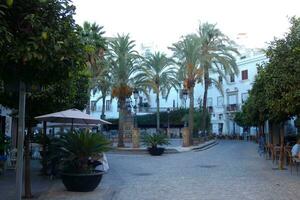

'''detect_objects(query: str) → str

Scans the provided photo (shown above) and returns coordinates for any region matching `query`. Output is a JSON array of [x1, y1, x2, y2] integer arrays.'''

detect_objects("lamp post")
[[167, 108, 170, 138]]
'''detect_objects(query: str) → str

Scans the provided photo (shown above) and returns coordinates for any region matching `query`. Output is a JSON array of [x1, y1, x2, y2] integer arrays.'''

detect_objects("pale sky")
[[74, 0, 299, 52]]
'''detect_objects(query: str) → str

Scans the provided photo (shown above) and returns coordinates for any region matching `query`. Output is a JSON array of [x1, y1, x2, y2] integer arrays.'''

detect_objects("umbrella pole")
[[71, 119, 74, 132]]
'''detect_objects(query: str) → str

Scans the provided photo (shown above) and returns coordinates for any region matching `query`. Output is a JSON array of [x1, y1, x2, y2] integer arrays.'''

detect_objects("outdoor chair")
[[292, 158, 300, 175], [285, 148, 294, 174], [265, 143, 271, 160]]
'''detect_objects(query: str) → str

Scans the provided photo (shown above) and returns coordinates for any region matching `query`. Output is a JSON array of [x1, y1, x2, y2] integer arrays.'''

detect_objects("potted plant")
[[142, 133, 169, 156], [54, 130, 110, 192]]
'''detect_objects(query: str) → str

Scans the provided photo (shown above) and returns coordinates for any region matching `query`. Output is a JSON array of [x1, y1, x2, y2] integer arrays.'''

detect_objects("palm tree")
[[135, 52, 179, 132], [169, 34, 203, 146], [92, 57, 111, 120], [109, 34, 140, 147], [198, 23, 239, 132], [79, 21, 106, 114]]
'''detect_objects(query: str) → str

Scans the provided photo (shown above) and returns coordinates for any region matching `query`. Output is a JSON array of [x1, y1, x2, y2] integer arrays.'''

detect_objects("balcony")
[[226, 104, 239, 112]]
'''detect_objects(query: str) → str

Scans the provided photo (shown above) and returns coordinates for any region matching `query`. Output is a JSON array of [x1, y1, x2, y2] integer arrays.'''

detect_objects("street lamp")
[[133, 88, 139, 128]]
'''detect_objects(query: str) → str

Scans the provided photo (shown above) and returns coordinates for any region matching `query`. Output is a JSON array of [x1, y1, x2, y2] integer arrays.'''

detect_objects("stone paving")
[[38, 140, 300, 200]]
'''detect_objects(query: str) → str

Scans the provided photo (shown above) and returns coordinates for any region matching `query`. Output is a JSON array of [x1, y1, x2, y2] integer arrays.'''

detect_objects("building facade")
[[90, 49, 268, 136]]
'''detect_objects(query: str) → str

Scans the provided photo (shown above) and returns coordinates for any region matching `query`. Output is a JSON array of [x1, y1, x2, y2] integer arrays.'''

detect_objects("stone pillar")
[[132, 128, 140, 148], [182, 127, 189, 147]]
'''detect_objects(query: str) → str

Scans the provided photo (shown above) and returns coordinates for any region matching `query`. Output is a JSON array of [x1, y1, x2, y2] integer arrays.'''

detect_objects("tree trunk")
[[202, 71, 209, 133], [86, 97, 91, 114], [16, 81, 26, 200], [101, 95, 106, 119], [279, 122, 285, 170], [24, 123, 32, 198], [269, 122, 273, 145], [188, 87, 194, 146], [41, 121, 47, 175], [118, 99, 125, 147], [156, 91, 160, 132]]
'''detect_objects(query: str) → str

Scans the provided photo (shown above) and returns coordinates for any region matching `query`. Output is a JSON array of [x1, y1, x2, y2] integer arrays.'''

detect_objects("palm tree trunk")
[[101, 96, 106, 119], [188, 87, 194, 146], [279, 122, 285, 170], [156, 92, 160, 132], [202, 71, 209, 133], [118, 99, 125, 147]]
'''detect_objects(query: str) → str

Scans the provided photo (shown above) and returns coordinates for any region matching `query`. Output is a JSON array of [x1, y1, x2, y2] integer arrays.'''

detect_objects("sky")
[[73, 0, 300, 53]]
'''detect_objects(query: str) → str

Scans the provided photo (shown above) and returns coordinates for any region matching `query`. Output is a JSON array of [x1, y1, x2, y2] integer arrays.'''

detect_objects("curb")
[[193, 140, 218, 151], [108, 139, 218, 154]]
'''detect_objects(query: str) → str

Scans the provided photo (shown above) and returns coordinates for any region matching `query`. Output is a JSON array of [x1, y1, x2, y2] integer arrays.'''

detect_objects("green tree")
[[92, 56, 112, 120], [79, 21, 106, 114], [197, 23, 239, 132], [135, 52, 179, 132], [0, 0, 87, 198], [170, 34, 203, 146], [264, 17, 300, 169], [109, 34, 141, 147]]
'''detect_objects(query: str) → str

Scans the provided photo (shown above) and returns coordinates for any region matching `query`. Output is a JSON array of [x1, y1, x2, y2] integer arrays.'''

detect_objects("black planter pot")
[[61, 170, 104, 192], [148, 147, 165, 156]]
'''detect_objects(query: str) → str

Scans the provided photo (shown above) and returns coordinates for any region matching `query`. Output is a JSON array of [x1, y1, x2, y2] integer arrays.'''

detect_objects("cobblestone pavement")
[[3, 141, 300, 200], [39, 140, 300, 200]]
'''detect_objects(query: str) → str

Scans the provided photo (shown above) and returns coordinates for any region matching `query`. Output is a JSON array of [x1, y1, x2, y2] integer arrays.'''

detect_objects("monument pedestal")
[[132, 128, 140, 148]]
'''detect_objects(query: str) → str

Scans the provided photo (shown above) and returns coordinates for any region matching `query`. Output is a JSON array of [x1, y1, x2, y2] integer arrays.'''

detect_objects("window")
[[230, 74, 235, 83], [241, 93, 249, 103], [91, 101, 97, 112], [217, 96, 224, 106], [207, 97, 213, 107], [218, 114, 223, 120], [173, 100, 175, 108], [218, 76, 223, 84], [106, 100, 111, 111], [241, 70, 248, 80], [228, 94, 237, 105]]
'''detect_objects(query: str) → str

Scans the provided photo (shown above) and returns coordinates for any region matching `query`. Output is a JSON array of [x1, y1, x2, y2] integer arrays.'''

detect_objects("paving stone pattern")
[[39, 141, 300, 200]]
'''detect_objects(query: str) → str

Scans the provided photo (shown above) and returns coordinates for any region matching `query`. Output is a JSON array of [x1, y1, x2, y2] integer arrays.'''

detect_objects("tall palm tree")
[[109, 34, 140, 147], [79, 21, 106, 114], [92, 56, 111, 120], [198, 23, 239, 132], [169, 34, 203, 146], [135, 52, 179, 132]]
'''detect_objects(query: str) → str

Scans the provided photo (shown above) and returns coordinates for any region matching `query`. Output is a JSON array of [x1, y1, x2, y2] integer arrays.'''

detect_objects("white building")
[[90, 47, 268, 136]]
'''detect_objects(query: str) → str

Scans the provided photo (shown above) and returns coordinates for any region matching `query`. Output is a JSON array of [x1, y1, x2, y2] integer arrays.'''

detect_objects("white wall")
[[90, 52, 268, 136]]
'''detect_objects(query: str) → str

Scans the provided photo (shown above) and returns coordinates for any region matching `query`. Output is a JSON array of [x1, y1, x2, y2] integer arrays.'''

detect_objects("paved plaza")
[[1, 140, 300, 200], [39, 140, 300, 200]]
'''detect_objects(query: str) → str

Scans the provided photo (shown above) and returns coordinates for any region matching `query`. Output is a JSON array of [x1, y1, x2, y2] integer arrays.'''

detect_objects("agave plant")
[[142, 133, 170, 148], [55, 130, 111, 174]]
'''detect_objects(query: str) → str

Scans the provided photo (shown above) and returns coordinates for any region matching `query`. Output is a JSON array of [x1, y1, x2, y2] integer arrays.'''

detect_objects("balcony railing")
[[226, 104, 239, 112], [138, 107, 178, 113]]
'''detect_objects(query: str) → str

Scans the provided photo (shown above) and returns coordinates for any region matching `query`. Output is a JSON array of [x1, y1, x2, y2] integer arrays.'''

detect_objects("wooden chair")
[[269, 144, 276, 163], [265, 143, 272, 160], [292, 157, 300, 175], [285, 148, 294, 174]]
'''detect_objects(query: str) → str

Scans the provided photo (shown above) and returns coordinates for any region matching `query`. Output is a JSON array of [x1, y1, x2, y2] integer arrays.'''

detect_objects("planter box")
[[61, 170, 104, 192], [148, 147, 165, 156]]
